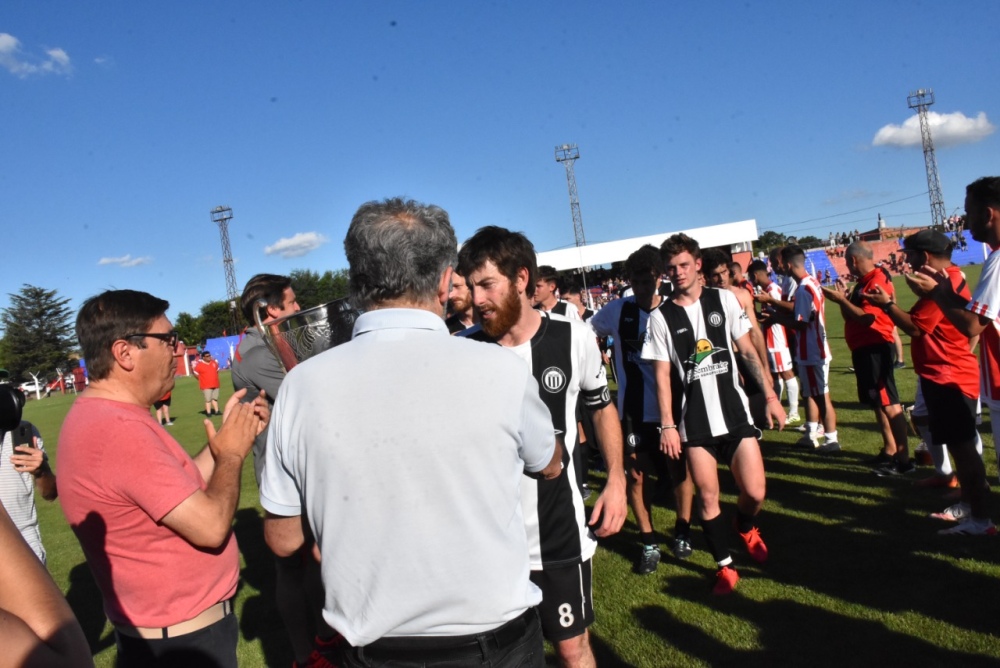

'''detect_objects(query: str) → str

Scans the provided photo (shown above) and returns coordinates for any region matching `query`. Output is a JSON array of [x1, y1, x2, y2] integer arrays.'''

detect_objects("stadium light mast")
[[554, 143, 591, 303], [907, 88, 946, 229], [211, 205, 241, 335]]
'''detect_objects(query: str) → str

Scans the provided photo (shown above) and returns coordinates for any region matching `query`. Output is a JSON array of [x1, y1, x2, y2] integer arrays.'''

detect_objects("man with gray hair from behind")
[[261, 197, 562, 667]]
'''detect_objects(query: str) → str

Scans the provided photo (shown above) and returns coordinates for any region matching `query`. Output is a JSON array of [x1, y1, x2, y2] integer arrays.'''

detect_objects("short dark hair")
[[344, 197, 457, 310], [457, 226, 538, 298], [660, 233, 701, 262], [76, 290, 170, 381], [701, 248, 730, 276], [536, 265, 559, 287], [747, 260, 769, 275], [728, 261, 743, 275], [241, 273, 292, 324], [562, 282, 583, 297], [781, 244, 806, 267], [967, 177, 1000, 211], [624, 244, 663, 277]]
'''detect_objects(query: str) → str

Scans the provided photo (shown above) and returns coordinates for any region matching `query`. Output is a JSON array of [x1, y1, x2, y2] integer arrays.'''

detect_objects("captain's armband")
[[581, 386, 612, 411]]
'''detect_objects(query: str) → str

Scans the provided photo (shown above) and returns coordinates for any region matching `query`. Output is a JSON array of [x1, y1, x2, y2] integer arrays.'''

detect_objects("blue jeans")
[[340, 608, 544, 667]]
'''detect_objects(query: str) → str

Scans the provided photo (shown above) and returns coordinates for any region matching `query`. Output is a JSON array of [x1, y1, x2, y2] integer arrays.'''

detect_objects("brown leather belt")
[[114, 599, 233, 640]]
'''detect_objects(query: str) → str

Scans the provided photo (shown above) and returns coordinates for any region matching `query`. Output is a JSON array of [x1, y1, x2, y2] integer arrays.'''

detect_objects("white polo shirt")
[[261, 308, 555, 647]]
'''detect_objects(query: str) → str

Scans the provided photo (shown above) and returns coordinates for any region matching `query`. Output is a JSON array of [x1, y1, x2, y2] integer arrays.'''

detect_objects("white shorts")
[[798, 362, 830, 398], [767, 346, 793, 373]]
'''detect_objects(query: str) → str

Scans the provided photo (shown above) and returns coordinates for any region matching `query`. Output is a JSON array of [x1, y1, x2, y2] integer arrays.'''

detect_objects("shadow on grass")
[[65, 562, 114, 654], [760, 461, 1000, 636], [634, 597, 999, 668], [233, 507, 289, 667]]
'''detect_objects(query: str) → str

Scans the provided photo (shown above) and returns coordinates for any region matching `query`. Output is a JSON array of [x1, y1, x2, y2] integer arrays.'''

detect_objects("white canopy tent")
[[535, 219, 759, 270]]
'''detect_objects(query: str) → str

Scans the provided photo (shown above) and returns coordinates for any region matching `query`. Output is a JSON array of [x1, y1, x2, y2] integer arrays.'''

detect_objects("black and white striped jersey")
[[590, 297, 659, 426], [463, 312, 610, 569], [641, 288, 753, 443]]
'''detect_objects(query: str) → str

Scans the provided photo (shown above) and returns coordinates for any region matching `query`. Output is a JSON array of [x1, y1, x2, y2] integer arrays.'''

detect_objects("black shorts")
[[622, 419, 661, 456], [624, 423, 672, 479], [921, 377, 978, 446], [153, 397, 171, 409], [852, 343, 899, 408], [686, 423, 760, 467], [529, 559, 594, 642]]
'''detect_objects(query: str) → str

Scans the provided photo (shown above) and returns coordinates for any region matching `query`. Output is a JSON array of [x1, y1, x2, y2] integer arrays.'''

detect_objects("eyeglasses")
[[124, 331, 179, 348]]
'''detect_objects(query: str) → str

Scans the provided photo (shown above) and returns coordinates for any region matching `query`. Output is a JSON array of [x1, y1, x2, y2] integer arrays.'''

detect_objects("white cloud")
[[0, 33, 72, 78], [98, 254, 152, 267], [873, 111, 995, 148], [264, 232, 329, 258]]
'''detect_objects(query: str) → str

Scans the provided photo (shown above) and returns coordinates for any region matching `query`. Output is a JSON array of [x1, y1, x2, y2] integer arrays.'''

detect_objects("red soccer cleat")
[[713, 566, 740, 595], [739, 526, 769, 563]]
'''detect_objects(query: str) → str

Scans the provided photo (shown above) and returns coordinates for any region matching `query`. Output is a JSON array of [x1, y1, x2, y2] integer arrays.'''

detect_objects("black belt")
[[356, 607, 537, 662]]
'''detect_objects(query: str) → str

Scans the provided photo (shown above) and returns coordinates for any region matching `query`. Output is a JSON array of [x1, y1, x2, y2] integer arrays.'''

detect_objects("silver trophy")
[[254, 297, 362, 373]]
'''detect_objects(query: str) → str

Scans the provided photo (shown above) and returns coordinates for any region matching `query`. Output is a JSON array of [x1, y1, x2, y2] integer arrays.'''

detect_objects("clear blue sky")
[[3, 1, 998, 319]]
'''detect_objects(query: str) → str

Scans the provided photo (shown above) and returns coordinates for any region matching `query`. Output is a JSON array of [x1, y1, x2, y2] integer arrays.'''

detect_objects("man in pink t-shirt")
[[59, 290, 269, 667]]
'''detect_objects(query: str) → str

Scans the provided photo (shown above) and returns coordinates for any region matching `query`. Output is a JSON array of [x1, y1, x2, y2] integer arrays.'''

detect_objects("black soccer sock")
[[701, 513, 733, 565], [674, 518, 691, 538], [736, 511, 755, 535], [639, 531, 656, 548]]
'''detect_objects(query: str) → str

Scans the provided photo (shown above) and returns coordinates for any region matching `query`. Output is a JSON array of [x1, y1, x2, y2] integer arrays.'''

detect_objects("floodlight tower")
[[554, 144, 591, 303], [555, 144, 587, 247], [211, 205, 241, 334], [907, 88, 947, 228]]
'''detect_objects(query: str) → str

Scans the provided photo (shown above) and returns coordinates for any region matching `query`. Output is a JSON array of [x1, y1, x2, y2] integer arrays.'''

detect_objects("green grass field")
[[22, 266, 1000, 667]]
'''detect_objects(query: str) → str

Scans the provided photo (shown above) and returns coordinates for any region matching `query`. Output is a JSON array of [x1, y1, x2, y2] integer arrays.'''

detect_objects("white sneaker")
[[785, 413, 801, 425], [937, 517, 997, 535], [929, 503, 971, 522]]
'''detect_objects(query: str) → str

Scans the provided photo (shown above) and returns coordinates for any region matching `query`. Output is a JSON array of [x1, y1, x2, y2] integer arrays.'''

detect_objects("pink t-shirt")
[[59, 396, 239, 627]]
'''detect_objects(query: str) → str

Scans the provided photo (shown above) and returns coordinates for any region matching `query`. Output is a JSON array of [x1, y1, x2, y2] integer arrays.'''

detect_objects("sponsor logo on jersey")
[[708, 311, 723, 327], [684, 338, 729, 382], [541, 366, 567, 393]]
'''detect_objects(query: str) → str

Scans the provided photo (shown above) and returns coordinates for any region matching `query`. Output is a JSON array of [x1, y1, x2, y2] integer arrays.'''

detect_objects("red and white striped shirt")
[[969, 248, 1000, 405], [792, 274, 832, 365], [763, 282, 790, 351]]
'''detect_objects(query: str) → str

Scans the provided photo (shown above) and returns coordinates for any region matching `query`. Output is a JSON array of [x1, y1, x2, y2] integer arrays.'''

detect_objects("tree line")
[[0, 269, 349, 384]]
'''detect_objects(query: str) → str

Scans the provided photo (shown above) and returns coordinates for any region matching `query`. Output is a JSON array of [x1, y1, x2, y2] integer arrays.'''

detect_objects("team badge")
[[541, 366, 567, 393], [708, 311, 723, 327]]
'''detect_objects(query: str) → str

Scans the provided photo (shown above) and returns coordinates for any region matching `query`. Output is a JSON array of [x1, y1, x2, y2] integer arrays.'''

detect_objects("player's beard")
[[480, 286, 522, 339], [449, 293, 471, 315]]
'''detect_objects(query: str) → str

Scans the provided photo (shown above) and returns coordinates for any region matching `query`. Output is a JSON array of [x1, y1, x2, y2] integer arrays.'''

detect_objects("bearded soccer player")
[[908, 177, 1000, 535], [823, 241, 910, 475], [641, 233, 785, 595], [589, 244, 697, 573], [445, 270, 475, 334], [747, 260, 800, 423], [458, 227, 627, 668]]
